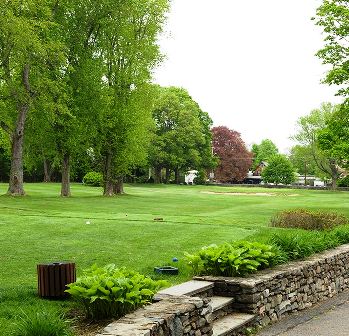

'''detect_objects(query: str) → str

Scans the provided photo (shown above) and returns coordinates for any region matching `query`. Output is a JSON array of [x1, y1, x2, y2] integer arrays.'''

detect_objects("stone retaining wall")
[[96, 295, 212, 336], [195, 244, 349, 326]]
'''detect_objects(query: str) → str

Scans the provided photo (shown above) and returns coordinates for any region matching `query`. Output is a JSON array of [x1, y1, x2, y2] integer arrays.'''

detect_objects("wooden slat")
[[37, 262, 76, 299]]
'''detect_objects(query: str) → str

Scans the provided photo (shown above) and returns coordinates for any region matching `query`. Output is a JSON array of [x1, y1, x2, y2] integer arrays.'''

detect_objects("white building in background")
[[185, 170, 198, 184], [294, 174, 326, 187]]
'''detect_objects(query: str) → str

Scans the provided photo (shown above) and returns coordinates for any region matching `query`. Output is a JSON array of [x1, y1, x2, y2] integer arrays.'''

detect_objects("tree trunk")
[[165, 167, 171, 184], [114, 177, 124, 194], [332, 177, 337, 189], [329, 159, 339, 190], [61, 153, 71, 197], [7, 104, 28, 195], [103, 152, 115, 196], [154, 166, 162, 184], [175, 168, 180, 185], [43, 158, 52, 182], [7, 65, 32, 196]]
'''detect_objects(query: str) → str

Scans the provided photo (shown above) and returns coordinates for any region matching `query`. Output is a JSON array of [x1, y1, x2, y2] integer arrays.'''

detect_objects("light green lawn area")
[[0, 183, 348, 333]]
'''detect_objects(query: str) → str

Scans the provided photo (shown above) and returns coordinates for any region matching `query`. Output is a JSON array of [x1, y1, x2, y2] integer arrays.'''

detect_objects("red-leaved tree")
[[212, 126, 253, 182]]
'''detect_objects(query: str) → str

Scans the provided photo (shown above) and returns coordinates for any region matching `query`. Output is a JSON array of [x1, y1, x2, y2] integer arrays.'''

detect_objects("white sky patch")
[[153, 0, 342, 153]]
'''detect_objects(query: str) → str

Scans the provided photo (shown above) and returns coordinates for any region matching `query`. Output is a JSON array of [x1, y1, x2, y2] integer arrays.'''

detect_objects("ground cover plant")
[[1, 183, 349, 334], [271, 208, 348, 230]]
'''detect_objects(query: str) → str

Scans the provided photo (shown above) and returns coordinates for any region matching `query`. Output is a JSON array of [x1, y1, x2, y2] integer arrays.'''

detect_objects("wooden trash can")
[[37, 262, 76, 299]]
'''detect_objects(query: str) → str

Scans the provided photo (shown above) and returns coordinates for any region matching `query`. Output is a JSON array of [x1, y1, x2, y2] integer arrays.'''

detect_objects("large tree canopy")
[[251, 139, 279, 170], [150, 86, 216, 184], [212, 126, 252, 183]]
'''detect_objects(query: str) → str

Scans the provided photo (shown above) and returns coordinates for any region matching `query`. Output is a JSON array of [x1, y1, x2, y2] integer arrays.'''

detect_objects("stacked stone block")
[[96, 295, 213, 336], [195, 244, 349, 326]]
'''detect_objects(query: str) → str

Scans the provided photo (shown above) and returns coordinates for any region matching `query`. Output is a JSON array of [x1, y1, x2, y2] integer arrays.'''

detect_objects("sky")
[[153, 0, 342, 153]]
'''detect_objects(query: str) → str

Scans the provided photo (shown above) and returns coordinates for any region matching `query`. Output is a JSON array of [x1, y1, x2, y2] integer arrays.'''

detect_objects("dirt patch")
[[202, 191, 300, 197], [68, 309, 110, 336]]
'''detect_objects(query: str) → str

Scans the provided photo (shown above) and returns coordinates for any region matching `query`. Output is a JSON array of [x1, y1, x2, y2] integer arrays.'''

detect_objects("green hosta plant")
[[66, 264, 168, 319], [185, 241, 279, 277]]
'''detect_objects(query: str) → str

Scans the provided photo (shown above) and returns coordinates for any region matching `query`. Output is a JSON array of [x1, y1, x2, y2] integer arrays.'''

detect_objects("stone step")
[[212, 313, 256, 336], [210, 296, 235, 320], [210, 296, 234, 312], [157, 280, 214, 297]]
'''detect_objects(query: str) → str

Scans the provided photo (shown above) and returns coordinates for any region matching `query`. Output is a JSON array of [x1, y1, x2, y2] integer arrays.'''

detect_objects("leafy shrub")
[[271, 209, 348, 230], [82, 171, 103, 187], [194, 170, 207, 185], [66, 264, 168, 320], [185, 241, 279, 277], [270, 230, 339, 261], [14, 309, 72, 336], [338, 176, 349, 187]]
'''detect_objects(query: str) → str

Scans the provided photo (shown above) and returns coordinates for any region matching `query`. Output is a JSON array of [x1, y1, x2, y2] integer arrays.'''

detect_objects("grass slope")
[[0, 183, 348, 334]]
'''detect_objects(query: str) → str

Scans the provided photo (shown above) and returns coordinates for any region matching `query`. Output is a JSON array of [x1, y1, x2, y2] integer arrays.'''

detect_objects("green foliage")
[[292, 103, 342, 187], [251, 139, 278, 169], [185, 241, 279, 277], [261, 154, 296, 185], [194, 170, 207, 185], [13, 308, 73, 336], [270, 230, 339, 261], [338, 176, 349, 187], [317, 101, 349, 170], [66, 264, 168, 320], [288, 145, 317, 177], [150, 86, 216, 183], [271, 209, 348, 230], [83, 172, 103, 187], [332, 224, 349, 244], [315, 0, 349, 97]]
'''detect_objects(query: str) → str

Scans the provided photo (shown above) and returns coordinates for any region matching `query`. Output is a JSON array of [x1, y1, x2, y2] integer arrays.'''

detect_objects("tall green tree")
[[0, 0, 63, 195], [97, 0, 170, 195], [48, 0, 105, 196], [293, 103, 341, 188], [150, 86, 216, 184]]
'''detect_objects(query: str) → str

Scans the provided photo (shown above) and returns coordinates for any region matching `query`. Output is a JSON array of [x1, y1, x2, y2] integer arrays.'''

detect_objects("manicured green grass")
[[0, 183, 348, 334]]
